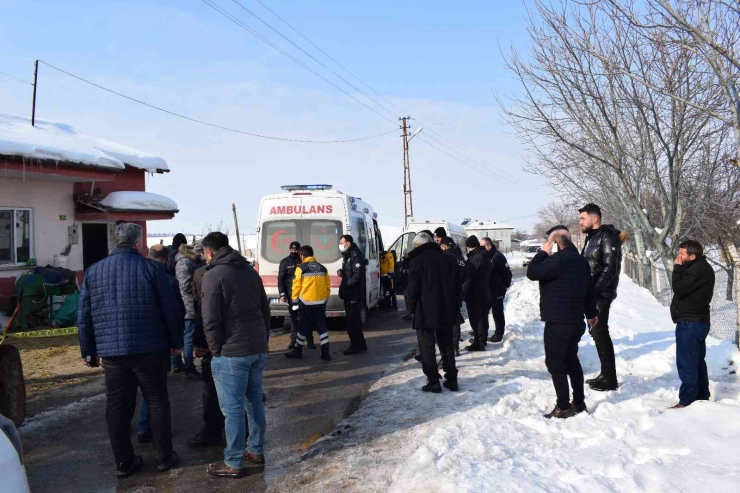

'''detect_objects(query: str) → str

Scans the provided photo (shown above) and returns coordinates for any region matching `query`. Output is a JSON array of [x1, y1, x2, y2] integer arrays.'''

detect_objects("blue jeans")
[[170, 319, 197, 370], [676, 320, 711, 406], [211, 353, 267, 469]]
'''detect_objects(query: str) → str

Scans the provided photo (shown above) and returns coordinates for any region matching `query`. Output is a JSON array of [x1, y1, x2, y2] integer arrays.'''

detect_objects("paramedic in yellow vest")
[[285, 245, 332, 361], [380, 250, 397, 311]]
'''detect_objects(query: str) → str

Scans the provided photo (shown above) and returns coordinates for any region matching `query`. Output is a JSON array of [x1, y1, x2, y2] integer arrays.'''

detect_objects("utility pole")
[[31, 60, 38, 127], [400, 116, 414, 228], [232, 203, 242, 255]]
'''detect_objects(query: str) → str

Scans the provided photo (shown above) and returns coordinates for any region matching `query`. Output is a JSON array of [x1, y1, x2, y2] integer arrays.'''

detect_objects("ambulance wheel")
[[0, 344, 27, 427], [271, 316, 285, 329]]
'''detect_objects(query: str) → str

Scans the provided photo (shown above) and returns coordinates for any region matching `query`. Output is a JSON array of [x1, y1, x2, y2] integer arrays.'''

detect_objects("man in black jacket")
[[669, 240, 715, 409], [465, 235, 492, 351], [339, 234, 367, 355], [441, 237, 471, 355], [278, 241, 314, 349], [201, 232, 270, 479], [527, 227, 598, 419], [406, 232, 459, 392], [579, 203, 623, 392], [482, 238, 513, 343]]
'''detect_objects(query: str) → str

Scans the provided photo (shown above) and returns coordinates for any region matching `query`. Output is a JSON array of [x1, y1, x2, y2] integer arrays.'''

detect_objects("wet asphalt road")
[[19, 306, 417, 493]]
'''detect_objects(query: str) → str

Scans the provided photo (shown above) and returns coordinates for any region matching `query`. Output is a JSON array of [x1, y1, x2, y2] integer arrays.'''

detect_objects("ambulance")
[[255, 185, 384, 327], [387, 220, 468, 260]]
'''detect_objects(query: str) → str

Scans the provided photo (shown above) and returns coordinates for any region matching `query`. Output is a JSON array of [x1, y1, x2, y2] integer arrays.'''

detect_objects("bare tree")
[[512, 229, 531, 241]]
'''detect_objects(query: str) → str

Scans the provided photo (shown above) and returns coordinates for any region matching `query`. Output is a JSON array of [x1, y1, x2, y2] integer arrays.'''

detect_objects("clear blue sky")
[[0, 0, 552, 234]]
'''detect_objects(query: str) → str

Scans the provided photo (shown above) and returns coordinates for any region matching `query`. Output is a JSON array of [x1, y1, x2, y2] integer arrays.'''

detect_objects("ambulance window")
[[352, 216, 368, 257], [304, 220, 342, 264], [262, 221, 299, 263], [367, 223, 377, 260]]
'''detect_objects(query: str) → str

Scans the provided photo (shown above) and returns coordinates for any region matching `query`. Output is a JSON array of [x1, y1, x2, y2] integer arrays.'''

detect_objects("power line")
[[0, 70, 33, 86], [38, 61, 398, 144]]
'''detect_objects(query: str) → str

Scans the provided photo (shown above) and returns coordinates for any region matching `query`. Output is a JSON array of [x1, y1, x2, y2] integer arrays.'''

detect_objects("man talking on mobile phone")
[[527, 225, 598, 419]]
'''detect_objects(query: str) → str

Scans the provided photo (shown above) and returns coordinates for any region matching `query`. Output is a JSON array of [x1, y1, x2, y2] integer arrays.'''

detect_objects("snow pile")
[[272, 275, 740, 493], [99, 191, 178, 212], [505, 251, 525, 268], [0, 113, 168, 172]]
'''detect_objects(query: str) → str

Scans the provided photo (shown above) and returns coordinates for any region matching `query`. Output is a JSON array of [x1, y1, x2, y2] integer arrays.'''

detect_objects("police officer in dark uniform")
[[338, 234, 367, 355], [278, 241, 314, 349]]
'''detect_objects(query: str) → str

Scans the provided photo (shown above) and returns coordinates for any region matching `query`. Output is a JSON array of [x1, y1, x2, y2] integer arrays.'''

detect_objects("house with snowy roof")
[[461, 218, 515, 252], [0, 113, 178, 305]]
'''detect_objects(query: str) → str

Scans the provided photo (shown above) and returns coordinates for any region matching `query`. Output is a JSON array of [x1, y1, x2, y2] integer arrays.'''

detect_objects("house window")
[[0, 208, 33, 264]]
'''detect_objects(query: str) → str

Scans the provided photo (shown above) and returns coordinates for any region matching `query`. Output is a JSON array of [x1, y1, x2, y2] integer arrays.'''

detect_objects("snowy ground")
[[271, 274, 740, 493], [506, 251, 525, 268]]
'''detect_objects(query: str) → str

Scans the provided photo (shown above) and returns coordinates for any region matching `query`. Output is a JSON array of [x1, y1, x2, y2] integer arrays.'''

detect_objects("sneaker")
[[207, 461, 244, 479], [443, 380, 459, 392], [184, 368, 202, 380], [488, 333, 503, 343], [157, 451, 179, 473], [284, 347, 303, 359], [117, 455, 143, 478], [465, 344, 485, 352], [421, 381, 442, 393], [137, 430, 152, 444], [187, 431, 223, 448], [585, 373, 603, 385], [543, 405, 577, 419], [573, 401, 588, 414], [343, 346, 362, 355]]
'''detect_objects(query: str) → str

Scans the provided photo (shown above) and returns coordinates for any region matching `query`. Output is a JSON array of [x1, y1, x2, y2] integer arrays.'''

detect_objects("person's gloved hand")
[[337, 269, 344, 277], [292, 301, 300, 311]]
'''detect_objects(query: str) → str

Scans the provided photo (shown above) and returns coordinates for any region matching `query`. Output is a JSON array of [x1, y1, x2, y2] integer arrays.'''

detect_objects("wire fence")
[[623, 253, 739, 345]]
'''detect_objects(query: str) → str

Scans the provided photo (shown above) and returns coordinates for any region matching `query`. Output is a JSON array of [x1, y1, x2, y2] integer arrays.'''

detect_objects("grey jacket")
[[201, 246, 271, 358], [175, 244, 205, 319]]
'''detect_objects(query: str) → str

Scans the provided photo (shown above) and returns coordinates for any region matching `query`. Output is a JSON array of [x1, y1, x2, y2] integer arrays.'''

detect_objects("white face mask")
[[338, 243, 346, 253]]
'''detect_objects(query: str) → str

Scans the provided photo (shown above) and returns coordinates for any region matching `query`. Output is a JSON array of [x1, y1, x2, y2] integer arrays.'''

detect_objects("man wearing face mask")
[[338, 234, 368, 355], [279, 242, 315, 350]]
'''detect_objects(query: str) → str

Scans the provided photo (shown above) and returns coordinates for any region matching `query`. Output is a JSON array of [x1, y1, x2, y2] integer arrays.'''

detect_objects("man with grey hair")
[[406, 232, 459, 392], [79, 223, 184, 478], [527, 226, 598, 419]]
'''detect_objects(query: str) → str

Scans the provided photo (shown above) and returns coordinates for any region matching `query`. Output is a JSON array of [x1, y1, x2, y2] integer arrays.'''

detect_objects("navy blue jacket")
[[78, 247, 185, 358]]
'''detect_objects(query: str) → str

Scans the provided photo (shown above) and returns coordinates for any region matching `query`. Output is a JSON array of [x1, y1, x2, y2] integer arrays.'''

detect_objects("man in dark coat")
[[465, 235, 492, 351], [278, 241, 314, 349], [669, 240, 715, 409], [339, 234, 367, 355], [406, 232, 459, 392], [579, 203, 625, 392], [441, 237, 471, 355], [78, 223, 183, 478], [527, 227, 598, 419], [201, 232, 270, 479], [482, 238, 513, 343]]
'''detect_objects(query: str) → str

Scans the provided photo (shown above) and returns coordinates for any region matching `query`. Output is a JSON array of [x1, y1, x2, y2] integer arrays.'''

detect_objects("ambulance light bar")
[[281, 184, 333, 191]]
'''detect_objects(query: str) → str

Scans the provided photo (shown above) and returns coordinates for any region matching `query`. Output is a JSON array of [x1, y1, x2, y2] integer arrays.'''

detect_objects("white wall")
[[0, 178, 83, 279]]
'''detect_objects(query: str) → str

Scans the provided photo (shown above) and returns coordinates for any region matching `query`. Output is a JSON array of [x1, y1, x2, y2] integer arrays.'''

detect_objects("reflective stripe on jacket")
[[292, 257, 331, 305]]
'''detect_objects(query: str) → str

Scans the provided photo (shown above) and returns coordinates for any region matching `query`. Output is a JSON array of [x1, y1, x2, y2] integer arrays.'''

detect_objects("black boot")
[[573, 401, 588, 414], [343, 346, 362, 355], [585, 373, 602, 385], [422, 381, 442, 393], [443, 379, 459, 391], [285, 346, 303, 359], [488, 332, 504, 344], [589, 373, 618, 392], [117, 455, 144, 478], [465, 343, 485, 352], [320, 345, 331, 361]]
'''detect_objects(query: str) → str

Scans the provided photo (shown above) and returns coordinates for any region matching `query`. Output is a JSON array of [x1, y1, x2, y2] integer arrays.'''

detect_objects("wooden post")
[[232, 204, 242, 255]]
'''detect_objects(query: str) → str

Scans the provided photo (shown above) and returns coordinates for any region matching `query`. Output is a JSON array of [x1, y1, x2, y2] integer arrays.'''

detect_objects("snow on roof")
[[0, 113, 168, 173], [464, 220, 515, 230], [100, 191, 178, 212]]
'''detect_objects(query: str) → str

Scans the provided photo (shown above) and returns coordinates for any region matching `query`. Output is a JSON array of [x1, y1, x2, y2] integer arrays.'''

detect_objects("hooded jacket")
[[465, 246, 492, 306], [175, 244, 205, 319], [339, 243, 365, 302], [292, 256, 331, 305], [405, 242, 458, 330], [670, 256, 715, 324], [581, 224, 625, 301], [201, 246, 270, 358]]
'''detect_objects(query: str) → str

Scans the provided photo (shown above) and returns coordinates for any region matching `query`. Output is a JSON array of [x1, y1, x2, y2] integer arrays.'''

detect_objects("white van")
[[255, 185, 384, 326], [387, 220, 468, 260], [521, 240, 544, 266]]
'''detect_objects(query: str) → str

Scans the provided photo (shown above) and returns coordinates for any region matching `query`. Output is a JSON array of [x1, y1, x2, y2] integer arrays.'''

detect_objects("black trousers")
[[544, 323, 586, 409], [201, 355, 249, 438], [344, 300, 366, 348], [417, 326, 457, 383], [467, 302, 489, 346], [102, 352, 172, 464], [289, 300, 313, 345], [491, 296, 506, 337], [591, 298, 616, 376]]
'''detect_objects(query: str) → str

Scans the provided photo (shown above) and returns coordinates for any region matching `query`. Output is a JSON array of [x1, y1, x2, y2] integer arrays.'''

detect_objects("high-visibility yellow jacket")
[[291, 256, 331, 305], [380, 251, 395, 276]]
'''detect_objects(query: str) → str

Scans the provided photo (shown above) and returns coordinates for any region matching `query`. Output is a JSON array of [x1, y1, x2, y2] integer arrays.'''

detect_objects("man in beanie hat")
[[279, 241, 314, 349], [464, 235, 492, 351], [433, 227, 447, 245], [441, 237, 470, 355]]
